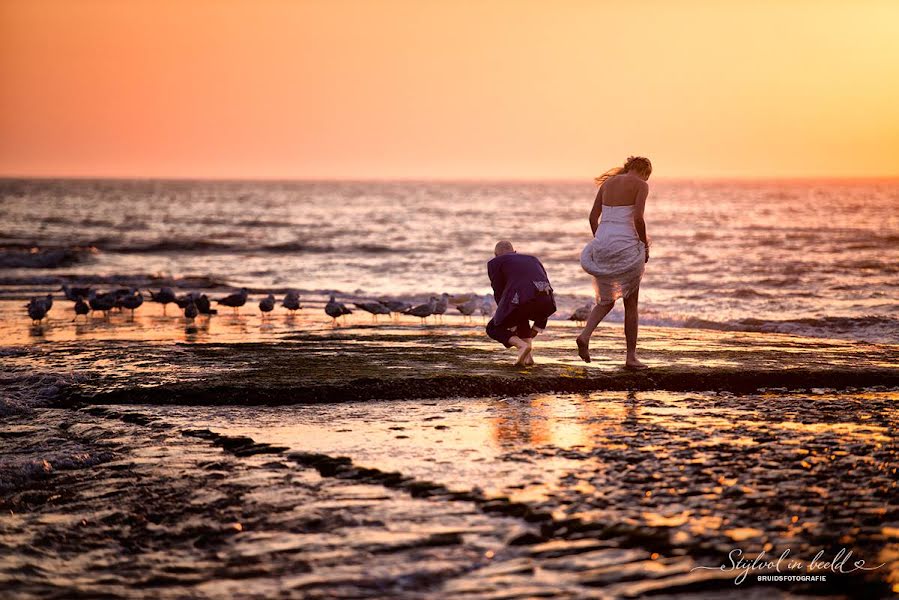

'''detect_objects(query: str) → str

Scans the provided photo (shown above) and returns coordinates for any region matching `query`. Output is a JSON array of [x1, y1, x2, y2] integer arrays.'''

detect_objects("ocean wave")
[[673, 315, 899, 344], [0, 448, 115, 491], [76, 239, 402, 255], [832, 259, 899, 273], [0, 273, 230, 291], [0, 245, 95, 269], [730, 287, 771, 298], [0, 370, 80, 416]]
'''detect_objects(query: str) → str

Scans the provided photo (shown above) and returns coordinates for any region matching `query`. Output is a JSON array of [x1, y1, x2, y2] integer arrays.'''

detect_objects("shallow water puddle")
[[150, 390, 898, 580]]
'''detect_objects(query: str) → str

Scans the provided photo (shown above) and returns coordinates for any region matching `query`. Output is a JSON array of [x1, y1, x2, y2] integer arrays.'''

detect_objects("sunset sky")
[[1, 0, 897, 180]]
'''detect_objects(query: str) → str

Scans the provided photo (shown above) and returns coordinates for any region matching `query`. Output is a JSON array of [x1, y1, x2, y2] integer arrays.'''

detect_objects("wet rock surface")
[[2, 390, 896, 598], [2, 304, 897, 597], [2, 317, 898, 410]]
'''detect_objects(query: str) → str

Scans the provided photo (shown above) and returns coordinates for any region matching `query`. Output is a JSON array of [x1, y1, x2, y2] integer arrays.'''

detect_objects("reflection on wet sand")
[[3, 381, 897, 597]]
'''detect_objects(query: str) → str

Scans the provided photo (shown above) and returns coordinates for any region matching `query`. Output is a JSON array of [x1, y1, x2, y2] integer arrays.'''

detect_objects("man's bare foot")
[[624, 356, 648, 369], [514, 340, 532, 366], [576, 336, 591, 363], [524, 353, 535, 366]]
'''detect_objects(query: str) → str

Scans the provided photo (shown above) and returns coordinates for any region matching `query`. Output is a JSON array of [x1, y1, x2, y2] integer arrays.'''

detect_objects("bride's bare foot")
[[624, 356, 648, 369], [576, 336, 591, 363]]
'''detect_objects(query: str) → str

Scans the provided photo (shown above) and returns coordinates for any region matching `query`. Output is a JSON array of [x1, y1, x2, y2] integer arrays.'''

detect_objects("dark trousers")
[[486, 295, 556, 348]]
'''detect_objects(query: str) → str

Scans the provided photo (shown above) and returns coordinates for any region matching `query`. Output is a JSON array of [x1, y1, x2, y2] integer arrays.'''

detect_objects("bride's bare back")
[[600, 173, 647, 206]]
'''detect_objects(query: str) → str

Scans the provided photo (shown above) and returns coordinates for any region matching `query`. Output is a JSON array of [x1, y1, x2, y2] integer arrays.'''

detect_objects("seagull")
[[73, 297, 90, 321], [282, 291, 301, 313], [26, 297, 48, 325], [325, 294, 346, 325], [195, 294, 217, 316], [148, 287, 177, 315], [259, 294, 275, 317], [433, 293, 449, 323], [110, 288, 131, 311], [42, 294, 53, 314], [61, 284, 91, 302], [480, 294, 495, 322], [568, 302, 594, 325], [216, 288, 248, 314], [88, 291, 116, 318], [456, 295, 479, 322], [184, 298, 199, 320], [405, 296, 437, 325], [448, 293, 475, 305], [339, 299, 352, 320], [175, 293, 196, 310], [353, 301, 390, 322], [120, 290, 144, 316], [380, 299, 412, 321]]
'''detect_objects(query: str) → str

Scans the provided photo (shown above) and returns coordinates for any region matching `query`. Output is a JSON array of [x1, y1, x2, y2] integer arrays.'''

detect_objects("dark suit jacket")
[[487, 252, 556, 326]]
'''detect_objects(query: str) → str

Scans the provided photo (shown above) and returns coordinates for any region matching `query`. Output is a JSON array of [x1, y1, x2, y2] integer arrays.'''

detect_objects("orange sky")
[[1, 0, 897, 179]]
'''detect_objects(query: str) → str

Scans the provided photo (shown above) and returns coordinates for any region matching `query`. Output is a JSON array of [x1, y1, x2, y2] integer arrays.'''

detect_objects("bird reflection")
[[489, 398, 551, 447]]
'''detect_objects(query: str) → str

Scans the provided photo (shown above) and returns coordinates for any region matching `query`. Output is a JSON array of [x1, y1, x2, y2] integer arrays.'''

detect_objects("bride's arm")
[[633, 182, 649, 261], [588, 188, 603, 235]]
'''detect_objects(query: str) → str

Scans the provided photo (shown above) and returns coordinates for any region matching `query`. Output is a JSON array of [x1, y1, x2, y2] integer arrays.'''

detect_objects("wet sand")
[[2, 301, 898, 597]]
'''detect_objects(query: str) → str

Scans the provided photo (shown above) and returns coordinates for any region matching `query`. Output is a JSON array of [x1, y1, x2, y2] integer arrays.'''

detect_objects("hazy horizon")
[[4, 174, 899, 184], [2, 1, 898, 180]]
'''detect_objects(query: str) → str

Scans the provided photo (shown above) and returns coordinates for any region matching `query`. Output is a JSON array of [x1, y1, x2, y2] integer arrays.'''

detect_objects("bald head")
[[494, 240, 515, 257]]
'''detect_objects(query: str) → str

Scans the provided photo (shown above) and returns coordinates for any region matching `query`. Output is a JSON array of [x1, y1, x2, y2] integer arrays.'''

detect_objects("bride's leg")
[[576, 302, 614, 362], [623, 290, 647, 368]]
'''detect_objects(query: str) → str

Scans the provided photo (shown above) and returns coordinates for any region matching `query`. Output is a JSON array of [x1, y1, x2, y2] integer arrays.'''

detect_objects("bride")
[[576, 156, 652, 368]]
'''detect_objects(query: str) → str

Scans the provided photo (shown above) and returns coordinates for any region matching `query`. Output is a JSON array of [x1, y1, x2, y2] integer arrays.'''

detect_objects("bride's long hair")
[[594, 156, 652, 186]]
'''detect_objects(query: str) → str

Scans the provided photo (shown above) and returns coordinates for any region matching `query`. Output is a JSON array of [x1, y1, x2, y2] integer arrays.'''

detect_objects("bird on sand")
[[110, 289, 132, 311], [353, 301, 390, 322], [195, 294, 216, 316], [73, 297, 90, 321], [405, 296, 437, 324], [568, 302, 594, 325], [479, 294, 495, 322], [42, 294, 53, 313], [216, 288, 248, 314], [448, 293, 474, 305], [174, 293, 196, 310], [61, 284, 91, 302], [120, 290, 144, 316], [456, 295, 479, 321], [433, 293, 449, 323], [338, 299, 352, 319], [88, 291, 117, 318], [325, 294, 350, 325], [26, 297, 49, 325], [282, 291, 301, 313], [148, 287, 177, 315], [379, 299, 412, 321], [259, 294, 275, 317], [184, 298, 199, 320]]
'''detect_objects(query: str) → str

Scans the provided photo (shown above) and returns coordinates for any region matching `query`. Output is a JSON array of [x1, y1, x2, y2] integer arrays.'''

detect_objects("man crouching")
[[486, 240, 556, 366]]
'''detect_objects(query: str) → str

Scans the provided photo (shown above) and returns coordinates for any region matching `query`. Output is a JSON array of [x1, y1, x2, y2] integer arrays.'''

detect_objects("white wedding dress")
[[580, 204, 645, 305]]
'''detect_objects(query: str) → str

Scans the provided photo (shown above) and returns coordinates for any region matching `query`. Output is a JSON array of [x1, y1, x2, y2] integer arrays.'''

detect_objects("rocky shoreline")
[[2, 313, 898, 598]]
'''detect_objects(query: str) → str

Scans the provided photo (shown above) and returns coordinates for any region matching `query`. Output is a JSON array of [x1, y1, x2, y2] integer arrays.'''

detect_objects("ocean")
[[1, 177, 897, 342]]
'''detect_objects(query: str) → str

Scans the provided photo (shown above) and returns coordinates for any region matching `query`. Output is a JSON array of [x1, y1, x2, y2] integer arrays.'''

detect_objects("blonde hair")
[[594, 156, 652, 186]]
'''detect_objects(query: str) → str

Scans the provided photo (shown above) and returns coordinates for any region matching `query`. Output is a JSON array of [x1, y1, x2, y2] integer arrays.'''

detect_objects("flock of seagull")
[[23, 285, 507, 327]]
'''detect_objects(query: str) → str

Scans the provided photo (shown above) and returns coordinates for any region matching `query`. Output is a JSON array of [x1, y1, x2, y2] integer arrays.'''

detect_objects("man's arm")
[[487, 260, 505, 300]]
